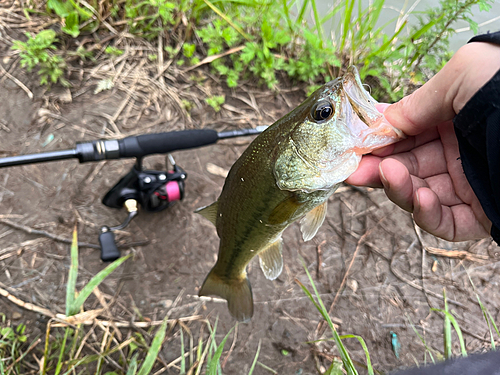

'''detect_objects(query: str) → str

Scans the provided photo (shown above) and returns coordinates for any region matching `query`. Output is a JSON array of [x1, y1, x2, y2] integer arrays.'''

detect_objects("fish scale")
[[196, 66, 405, 321]]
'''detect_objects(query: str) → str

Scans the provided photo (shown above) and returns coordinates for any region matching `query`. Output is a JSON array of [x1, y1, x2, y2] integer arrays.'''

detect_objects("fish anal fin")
[[258, 238, 283, 280], [300, 201, 327, 241], [195, 201, 218, 226], [268, 195, 301, 225], [199, 269, 253, 322]]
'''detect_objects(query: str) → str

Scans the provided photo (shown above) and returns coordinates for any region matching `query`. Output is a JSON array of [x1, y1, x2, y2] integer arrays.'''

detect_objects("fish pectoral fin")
[[268, 195, 302, 225], [258, 238, 283, 280], [300, 201, 327, 241], [199, 269, 253, 322], [195, 201, 219, 226]]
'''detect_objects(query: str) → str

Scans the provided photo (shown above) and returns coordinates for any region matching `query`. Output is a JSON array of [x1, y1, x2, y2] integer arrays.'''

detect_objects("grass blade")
[[431, 308, 467, 357], [68, 254, 131, 316], [296, 0, 309, 26], [476, 294, 496, 350], [65, 226, 78, 316], [297, 260, 358, 375], [180, 327, 186, 374], [339, 335, 374, 375], [366, 0, 385, 34], [340, 0, 356, 53], [54, 327, 70, 375], [248, 340, 261, 375], [319, 2, 343, 25], [136, 316, 169, 375], [410, 14, 443, 40], [310, 0, 323, 46], [443, 289, 452, 359], [201, 0, 252, 42], [407, 315, 437, 363], [126, 353, 139, 375], [366, 20, 407, 60], [207, 324, 234, 375], [325, 358, 343, 375], [467, 272, 499, 350], [281, 0, 294, 33]]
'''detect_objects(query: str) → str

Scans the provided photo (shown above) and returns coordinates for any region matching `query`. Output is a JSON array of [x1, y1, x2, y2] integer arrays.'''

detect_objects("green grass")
[[298, 262, 500, 374], [0, 226, 274, 374], [297, 259, 373, 375], [12, 0, 493, 100]]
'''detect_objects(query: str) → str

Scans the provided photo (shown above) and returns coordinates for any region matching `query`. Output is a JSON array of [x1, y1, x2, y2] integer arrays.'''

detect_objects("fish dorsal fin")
[[195, 201, 218, 226], [300, 201, 327, 241], [258, 238, 283, 280], [268, 195, 301, 225]]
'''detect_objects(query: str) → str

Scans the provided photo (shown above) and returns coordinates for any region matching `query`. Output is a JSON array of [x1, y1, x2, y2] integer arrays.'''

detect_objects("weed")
[[46, 0, 92, 37], [0, 316, 29, 374], [183, 43, 200, 65], [105, 46, 125, 56], [11, 29, 69, 87], [125, 0, 177, 39], [408, 0, 492, 75], [15, 0, 493, 96], [205, 95, 225, 112], [41, 227, 134, 374]]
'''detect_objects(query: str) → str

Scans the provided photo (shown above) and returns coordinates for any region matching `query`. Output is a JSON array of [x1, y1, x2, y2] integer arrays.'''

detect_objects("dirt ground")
[[1, 57, 500, 375]]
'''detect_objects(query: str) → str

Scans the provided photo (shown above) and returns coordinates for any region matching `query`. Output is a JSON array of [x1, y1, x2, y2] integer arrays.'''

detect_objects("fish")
[[196, 66, 405, 321]]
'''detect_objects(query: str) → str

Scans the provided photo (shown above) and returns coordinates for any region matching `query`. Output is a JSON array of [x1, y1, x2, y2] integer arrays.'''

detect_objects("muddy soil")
[[1, 65, 499, 375]]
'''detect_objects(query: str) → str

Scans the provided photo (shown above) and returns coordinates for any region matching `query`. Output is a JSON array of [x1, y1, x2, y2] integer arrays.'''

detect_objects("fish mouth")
[[342, 66, 380, 129], [342, 66, 405, 141]]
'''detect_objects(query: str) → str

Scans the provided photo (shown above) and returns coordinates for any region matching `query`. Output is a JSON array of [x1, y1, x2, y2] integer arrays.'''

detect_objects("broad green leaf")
[[47, 0, 73, 17], [62, 11, 80, 37]]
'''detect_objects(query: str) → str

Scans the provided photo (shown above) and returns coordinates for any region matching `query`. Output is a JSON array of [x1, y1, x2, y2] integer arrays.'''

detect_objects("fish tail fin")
[[199, 269, 253, 322]]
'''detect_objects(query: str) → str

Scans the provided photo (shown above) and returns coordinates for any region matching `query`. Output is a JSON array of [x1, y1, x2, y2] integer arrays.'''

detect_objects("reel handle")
[[99, 200, 138, 262], [99, 229, 120, 262]]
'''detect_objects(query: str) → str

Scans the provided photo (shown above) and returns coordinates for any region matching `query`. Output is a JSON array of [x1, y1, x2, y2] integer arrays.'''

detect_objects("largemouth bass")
[[196, 67, 404, 321]]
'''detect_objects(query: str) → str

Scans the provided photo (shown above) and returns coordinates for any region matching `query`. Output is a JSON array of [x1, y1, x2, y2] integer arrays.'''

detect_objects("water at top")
[[314, 0, 500, 51]]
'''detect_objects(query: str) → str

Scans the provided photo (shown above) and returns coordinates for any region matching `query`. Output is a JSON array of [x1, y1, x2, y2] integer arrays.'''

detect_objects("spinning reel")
[[0, 126, 266, 261], [98, 153, 187, 262]]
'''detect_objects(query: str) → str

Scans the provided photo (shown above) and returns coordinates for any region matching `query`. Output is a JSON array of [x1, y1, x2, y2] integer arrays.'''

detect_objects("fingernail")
[[379, 164, 389, 189]]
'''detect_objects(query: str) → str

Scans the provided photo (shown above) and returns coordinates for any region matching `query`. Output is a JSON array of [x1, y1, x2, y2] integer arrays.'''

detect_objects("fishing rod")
[[0, 126, 267, 261]]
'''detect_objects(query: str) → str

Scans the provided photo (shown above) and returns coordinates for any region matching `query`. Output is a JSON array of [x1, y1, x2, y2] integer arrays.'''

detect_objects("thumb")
[[382, 63, 460, 136]]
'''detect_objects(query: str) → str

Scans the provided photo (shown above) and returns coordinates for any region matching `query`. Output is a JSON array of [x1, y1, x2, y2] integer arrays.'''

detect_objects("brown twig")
[[425, 247, 490, 263], [182, 45, 245, 73], [0, 63, 33, 99]]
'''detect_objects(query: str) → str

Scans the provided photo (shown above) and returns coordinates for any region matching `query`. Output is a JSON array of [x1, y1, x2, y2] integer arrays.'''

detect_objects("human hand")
[[346, 42, 500, 241]]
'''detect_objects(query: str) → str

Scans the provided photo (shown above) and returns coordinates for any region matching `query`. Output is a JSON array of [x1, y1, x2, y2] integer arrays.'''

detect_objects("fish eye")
[[311, 101, 334, 122]]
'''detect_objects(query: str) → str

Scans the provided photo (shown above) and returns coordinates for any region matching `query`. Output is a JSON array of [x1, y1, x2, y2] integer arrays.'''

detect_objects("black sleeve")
[[453, 30, 500, 244], [391, 351, 500, 375]]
